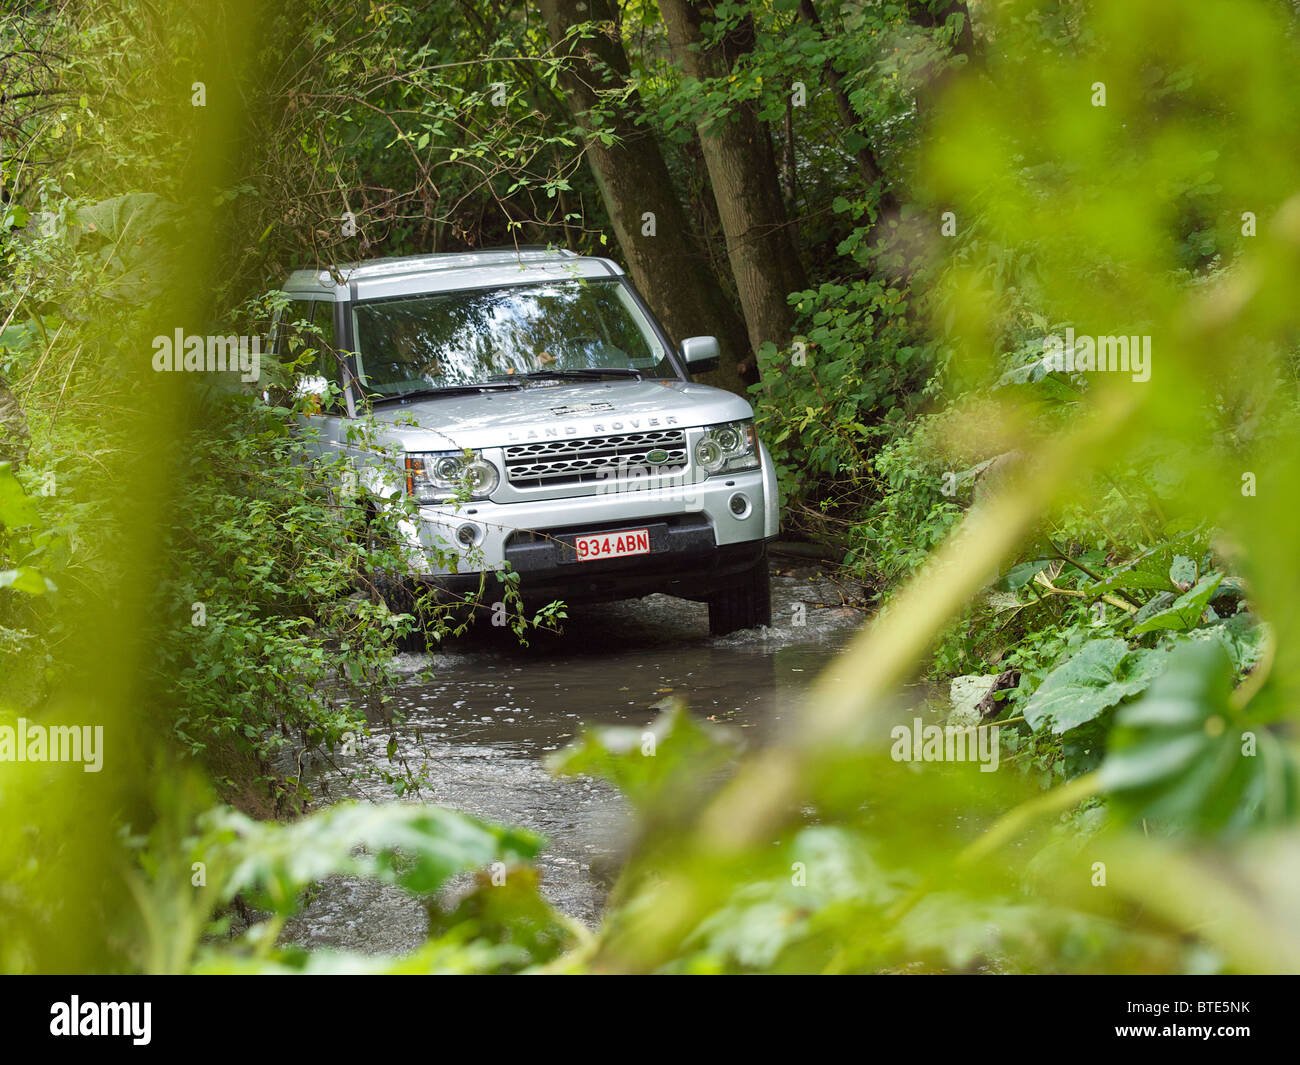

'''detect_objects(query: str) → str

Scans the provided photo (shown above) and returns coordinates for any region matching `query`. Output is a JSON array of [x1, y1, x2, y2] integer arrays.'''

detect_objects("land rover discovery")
[[273, 247, 778, 635]]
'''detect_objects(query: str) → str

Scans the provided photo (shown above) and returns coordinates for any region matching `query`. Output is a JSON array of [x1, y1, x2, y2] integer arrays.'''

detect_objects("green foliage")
[[1102, 642, 1299, 834], [1130, 572, 1223, 635], [549, 700, 737, 813], [1021, 637, 1166, 735], [0, 461, 66, 672], [849, 414, 962, 584], [7, 0, 1300, 979], [121, 774, 574, 974], [206, 801, 542, 907], [756, 277, 932, 469], [0, 463, 57, 597], [151, 385, 416, 781], [533, 0, 1300, 975], [0, 0, 567, 974], [749, 276, 937, 563]]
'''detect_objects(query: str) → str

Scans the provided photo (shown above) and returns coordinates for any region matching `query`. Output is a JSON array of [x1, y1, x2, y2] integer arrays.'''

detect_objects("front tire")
[[371, 574, 429, 652], [358, 507, 428, 652], [707, 550, 772, 636]]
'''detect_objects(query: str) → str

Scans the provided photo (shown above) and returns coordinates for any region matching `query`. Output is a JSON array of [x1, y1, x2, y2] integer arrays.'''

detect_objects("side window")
[[275, 299, 318, 361], [278, 300, 346, 414], [311, 304, 347, 414]]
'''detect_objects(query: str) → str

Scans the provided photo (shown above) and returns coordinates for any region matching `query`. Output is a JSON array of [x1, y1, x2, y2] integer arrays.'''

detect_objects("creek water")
[[281, 559, 865, 954]]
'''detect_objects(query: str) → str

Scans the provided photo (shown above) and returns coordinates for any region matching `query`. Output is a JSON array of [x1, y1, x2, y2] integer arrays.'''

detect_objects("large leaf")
[[547, 699, 735, 811], [0, 322, 36, 353], [1198, 615, 1267, 675], [1100, 641, 1299, 833], [1130, 572, 1223, 634], [204, 801, 542, 914], [1084, 540, 1196, 596], [996, 558, 1053, 591], [0, 463, 39, 529], [71, 193, 182, 301], [0, 204, 29, 231], [1022, 638, 1166, 734], [0, 567, 50, 596]]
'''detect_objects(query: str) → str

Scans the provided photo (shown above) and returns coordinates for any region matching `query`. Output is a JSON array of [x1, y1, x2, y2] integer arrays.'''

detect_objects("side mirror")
[[680, 335, 720, 374]]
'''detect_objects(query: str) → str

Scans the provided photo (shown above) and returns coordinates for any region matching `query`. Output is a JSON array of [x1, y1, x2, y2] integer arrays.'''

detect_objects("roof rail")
[[467, 244, 577, 256]]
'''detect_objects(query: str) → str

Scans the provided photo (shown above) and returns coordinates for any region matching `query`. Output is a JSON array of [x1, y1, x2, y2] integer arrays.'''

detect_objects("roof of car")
[[280, 247, 623, 299]]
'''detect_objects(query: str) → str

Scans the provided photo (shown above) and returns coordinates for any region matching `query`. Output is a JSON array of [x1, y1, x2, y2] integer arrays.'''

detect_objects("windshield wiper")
[[369, 382, 524, 403], [490, 368, 644, 382]]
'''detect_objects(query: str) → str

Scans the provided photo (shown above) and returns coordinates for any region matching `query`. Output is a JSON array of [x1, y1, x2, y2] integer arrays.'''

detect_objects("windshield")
[[352, 278, 675, 395]]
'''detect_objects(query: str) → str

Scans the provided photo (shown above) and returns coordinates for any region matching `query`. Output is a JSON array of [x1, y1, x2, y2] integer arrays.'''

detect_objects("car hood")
[[369, 378, 754, 452]]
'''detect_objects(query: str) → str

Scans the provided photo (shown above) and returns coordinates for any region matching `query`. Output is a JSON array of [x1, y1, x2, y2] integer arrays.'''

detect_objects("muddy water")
[[282, 560, 864, 955]]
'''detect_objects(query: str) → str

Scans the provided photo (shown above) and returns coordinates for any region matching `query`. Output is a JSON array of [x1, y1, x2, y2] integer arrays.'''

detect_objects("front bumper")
[[408, 463, 774, 604], [416, 465, 771, 564], [421, 515, 766, 604]]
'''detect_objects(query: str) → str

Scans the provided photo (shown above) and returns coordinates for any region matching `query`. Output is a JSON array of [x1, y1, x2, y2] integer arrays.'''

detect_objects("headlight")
[[693, 419, 760, 475], [405, 449, 500, 503]]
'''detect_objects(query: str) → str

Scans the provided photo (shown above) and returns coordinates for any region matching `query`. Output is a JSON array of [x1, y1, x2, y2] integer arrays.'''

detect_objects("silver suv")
[[274, 247, 777, 635]]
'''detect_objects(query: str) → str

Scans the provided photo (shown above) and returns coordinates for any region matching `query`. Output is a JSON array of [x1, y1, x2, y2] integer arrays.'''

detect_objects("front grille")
[[504, 429, 688, 488]]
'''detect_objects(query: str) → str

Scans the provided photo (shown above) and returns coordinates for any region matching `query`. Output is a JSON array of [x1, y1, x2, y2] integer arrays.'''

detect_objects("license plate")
[[574, 528, 651, 562]]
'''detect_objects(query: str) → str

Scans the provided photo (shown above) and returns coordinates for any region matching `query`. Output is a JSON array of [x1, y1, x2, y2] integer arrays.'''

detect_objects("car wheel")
[[370, 573, 429, 652], [707, 550, 772, 636]]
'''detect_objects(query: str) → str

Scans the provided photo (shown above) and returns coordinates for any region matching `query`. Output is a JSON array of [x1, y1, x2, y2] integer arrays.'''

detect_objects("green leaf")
[[70, 193, 182, 301], [547, 700, 735, 811], [998, 558, 1052, 591], [1084, 541, 1195, 596], [1023, 638, 1166, 734], [1130, 572, 1223, 634], [1, 204, 30, 231], [0, 464, 39, 528], [1198, 615, 1267, 675], [1100, 642, 1299, 833], [204, 801, 542, 914], [0, 566, 48, 595], [1168, 554, 1197, 589]]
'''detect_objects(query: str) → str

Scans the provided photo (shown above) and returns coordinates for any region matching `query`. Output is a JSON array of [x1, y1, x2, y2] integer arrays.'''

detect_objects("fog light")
[[728, 492, 751, 518], [456, 522, 484, 548]]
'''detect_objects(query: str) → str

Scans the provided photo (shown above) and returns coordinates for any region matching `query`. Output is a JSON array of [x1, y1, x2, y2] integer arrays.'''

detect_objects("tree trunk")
[[537, 0, 753, 393], [908, 0, 977, 62], [796, 0, 894, 206], [907, 0, 980, 118], [657, 0, 808, 366]]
